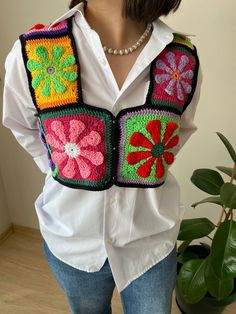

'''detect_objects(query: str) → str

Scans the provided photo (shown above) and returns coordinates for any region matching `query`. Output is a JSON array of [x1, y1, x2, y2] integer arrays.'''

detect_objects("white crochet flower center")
[[64, 143, 80, 158]]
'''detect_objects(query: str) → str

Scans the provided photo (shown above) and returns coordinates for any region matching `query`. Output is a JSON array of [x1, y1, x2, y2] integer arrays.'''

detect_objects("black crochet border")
[[145, 40, 200, 115], [19, 18, 83, 114], [39, 105, 116, 191], [18, 16, 200, 191]]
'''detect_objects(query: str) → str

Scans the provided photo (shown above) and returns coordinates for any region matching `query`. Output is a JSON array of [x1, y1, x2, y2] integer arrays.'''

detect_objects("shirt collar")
[[48, 3, 84, 30]]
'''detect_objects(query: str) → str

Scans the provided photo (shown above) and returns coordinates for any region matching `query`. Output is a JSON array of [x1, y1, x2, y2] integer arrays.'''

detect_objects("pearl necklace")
[[103, 23, 152, 55]]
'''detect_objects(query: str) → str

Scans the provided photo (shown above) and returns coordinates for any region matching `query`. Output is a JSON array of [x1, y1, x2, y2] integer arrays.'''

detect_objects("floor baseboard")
[[0, 223, 14, 245], [0, 224, 42, 245], [12, 224, 42, 239]]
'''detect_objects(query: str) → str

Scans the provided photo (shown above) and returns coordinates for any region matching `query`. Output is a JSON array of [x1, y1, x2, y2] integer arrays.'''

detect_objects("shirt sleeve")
[[172, 64, 203, 157], [2, 39, 50, 175]]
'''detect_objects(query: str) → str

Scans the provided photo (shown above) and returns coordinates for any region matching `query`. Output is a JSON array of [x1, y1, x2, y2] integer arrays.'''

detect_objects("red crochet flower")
[[127, 120, 179, 178]]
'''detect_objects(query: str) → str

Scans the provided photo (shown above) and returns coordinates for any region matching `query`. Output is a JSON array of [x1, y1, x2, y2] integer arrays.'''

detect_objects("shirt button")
[[106, 238, 113, 245], [110, 196, 116, 205], [118, 104, 125, 110], [99, 58, 107, 66]]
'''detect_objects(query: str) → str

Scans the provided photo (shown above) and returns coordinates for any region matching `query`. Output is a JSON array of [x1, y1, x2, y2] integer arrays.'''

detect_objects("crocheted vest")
[[19, 17, 199, 191]]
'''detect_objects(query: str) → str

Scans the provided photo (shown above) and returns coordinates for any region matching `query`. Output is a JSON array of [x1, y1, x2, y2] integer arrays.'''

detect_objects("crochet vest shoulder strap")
[[19, 17, 199, 191]]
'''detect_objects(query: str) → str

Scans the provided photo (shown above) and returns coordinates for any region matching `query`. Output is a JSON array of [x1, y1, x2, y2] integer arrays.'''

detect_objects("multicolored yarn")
[[23, 21, 68, 38], [172, 33, 194, 50], [39, 106, 114, 189], [116, 108, 180, 186], [155, 51, 193, 101], [22, 19, 79, 111], [37, 119, 56, 172], [19, 18, 199, 190], [27, 45, 77, 97]]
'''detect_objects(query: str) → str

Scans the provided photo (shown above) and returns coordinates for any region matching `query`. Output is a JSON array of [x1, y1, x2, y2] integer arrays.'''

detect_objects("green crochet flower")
[[27, 45, 78, 97]]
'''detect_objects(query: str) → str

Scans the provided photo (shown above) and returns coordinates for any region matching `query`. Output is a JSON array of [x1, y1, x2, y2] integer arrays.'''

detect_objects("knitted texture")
[[150, 49, 195, 113], [117, 109, 180, 186], [39, 107, 114, 189], [23, 20, 68, 38], [37, 119, 56, 171], [19, 18, 199, 190], [23, 20, 79, 110], [172, 33, 194, 50]]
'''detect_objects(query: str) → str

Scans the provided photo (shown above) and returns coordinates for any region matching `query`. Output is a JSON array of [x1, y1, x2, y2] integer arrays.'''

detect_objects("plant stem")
[[207, 235, 213, 241], [220, 163, 236, 223], [230, 163, 236, 183], [225, 208, 233, 221], [217, 205, 227, 226]]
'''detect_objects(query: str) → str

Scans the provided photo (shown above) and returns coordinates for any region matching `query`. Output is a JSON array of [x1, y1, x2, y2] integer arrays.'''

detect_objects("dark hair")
[[69, 0, 182, 23]]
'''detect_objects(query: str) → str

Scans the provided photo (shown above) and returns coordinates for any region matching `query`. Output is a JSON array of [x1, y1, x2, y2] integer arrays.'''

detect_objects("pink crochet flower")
[[155, 51, 193, 101], [45, 119, 104, 179]]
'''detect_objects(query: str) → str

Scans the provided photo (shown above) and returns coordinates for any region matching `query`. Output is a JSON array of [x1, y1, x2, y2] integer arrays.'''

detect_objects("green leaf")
[[178, 218, 215, 241], [220, 183, 236, 209], [216, 132, 236, 164], [191, 169, 224, 195], [211, 220, 236, 278], [216, 166, 236, 180], [191, 196, 222, 208], [178, 258, 208, 304], [205, 258, 234, 300]]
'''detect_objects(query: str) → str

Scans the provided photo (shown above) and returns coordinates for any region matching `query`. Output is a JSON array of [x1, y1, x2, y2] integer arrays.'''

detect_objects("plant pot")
[[176, 245, 236, 314], [175, 283, 236, 314]]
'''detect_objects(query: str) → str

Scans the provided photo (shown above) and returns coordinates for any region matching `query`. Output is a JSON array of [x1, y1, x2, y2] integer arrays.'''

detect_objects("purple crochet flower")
[[155, 51, 194, 101]]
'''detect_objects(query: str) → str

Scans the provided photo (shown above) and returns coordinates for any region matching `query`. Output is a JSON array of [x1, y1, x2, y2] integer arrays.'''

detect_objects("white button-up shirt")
[[2, 2, 202, 292]]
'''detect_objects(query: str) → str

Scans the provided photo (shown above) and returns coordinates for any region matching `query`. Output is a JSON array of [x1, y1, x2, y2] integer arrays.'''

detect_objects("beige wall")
[[0, 0, 235, 231], [0, 0, 68, 230], [164, 0, 236, 224], [0, 170, 11, 234]]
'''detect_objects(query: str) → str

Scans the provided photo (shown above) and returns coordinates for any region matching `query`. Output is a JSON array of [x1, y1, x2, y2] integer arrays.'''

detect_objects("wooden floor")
[[0, 227, 235, 314]]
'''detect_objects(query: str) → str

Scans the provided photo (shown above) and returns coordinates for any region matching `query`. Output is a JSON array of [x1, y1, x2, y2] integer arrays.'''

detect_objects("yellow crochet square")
[[25, 36, 78, 110]]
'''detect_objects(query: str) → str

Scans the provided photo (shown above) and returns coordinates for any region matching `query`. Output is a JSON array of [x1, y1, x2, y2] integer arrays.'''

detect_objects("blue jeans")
[[42, 240, 177, 314]]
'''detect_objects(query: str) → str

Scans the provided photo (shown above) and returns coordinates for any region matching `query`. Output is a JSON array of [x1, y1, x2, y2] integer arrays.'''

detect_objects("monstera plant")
[[176, 132, 236, 314]]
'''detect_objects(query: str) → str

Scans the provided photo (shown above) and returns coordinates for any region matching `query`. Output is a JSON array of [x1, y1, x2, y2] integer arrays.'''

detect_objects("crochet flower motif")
[[155, 51, 193, 101], [27, 45, 78, 97], [45, 120, 104, 179], [127, 120, 179, 178]]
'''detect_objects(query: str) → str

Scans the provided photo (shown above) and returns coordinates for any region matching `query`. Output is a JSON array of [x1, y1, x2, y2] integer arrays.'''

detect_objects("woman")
[[2, 0, 202, 313]]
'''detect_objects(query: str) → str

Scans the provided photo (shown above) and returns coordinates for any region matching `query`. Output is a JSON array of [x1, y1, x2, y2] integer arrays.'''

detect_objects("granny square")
[[150, 46, 196, 113], [39, 106, 114, 190], [116, 108, 180, 187], [24, 35, 79, 110]]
